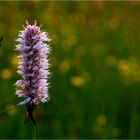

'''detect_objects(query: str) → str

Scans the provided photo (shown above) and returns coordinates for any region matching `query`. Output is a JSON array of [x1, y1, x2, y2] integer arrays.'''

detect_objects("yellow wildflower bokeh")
[[1, 69, 12, 79]]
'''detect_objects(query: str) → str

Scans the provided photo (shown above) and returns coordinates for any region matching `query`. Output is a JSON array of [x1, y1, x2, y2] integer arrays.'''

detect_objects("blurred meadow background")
[[1, 1, 140, 139]]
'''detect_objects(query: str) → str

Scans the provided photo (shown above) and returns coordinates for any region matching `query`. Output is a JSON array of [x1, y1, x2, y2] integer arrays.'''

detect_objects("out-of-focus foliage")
[[0, 1, 140, 139]]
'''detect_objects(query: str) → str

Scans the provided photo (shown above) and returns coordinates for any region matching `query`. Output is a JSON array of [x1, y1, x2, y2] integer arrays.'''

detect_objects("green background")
[[0, 1, 140, 139]]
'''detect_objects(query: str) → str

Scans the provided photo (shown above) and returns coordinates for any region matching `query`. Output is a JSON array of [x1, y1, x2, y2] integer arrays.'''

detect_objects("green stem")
[[33, 124, 37, 140]]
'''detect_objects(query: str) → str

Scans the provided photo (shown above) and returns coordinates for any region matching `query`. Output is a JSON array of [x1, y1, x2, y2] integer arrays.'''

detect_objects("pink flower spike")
[[15, 22, 51, 106]]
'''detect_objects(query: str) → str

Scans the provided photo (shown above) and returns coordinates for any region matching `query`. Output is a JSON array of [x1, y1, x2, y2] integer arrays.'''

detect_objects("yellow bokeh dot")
[[70, 76, 85, 87], [118, 60, 131, 78], [59, 60, 71, 73], [1, 69, 12, 79], [11, 55, 18, 67], [106, 56, 117, 66], [7, 105, 17, 115], [117, 57, 140, 83], [96, 115, 107, 126], [112, 127, 121, 137]]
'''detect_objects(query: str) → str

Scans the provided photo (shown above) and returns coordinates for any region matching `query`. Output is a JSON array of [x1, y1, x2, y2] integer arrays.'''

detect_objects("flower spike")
[[15, 22, 50, 107]]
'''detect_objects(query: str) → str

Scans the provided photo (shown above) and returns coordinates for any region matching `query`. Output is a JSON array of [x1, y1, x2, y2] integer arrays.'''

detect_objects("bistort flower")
[[15, 22, 51, 106]]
